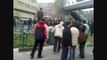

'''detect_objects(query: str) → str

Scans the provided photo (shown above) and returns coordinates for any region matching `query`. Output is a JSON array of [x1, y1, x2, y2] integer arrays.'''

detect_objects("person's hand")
[[44, 39, 48, 46], [45, 39, 48, 43]]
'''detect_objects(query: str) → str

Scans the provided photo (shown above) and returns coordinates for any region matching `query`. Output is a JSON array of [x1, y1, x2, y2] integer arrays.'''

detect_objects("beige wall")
[[14, 0, 36, 13], [13, 0, 37, 19]]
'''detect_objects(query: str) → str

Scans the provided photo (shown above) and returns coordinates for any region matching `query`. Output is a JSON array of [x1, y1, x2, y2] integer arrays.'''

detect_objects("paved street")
[[14, 46, 93, 60]]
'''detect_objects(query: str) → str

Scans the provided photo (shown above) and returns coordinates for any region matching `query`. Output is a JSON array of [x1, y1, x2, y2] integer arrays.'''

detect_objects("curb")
[[18, 45, 53, 52], [86, 44, 93, 47], [19, 47, 33, 52]]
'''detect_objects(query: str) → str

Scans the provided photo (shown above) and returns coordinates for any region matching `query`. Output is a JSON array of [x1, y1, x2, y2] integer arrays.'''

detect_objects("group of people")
[[29, 8, 92, 60], [13, 18, 37, 31], [52, 18, 90, 60], [30, 17, 90, 60]]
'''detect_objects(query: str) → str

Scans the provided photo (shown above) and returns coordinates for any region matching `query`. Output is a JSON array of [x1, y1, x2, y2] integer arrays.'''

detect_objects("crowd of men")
[[13, 8, 94, 60]]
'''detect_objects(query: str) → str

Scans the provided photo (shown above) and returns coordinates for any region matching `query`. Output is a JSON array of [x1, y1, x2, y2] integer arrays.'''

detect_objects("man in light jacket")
[[66, 19, 79, 60], [52, 21, 64, 53], [69, 24, 79, 60]]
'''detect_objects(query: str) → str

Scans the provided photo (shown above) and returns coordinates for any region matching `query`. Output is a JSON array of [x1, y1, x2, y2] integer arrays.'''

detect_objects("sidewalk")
[[14, 46, 93, 60]]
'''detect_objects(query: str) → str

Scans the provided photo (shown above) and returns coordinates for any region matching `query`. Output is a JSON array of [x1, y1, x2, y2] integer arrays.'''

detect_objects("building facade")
[[13, 0, 37, 20], [37, 3, 55, 18]]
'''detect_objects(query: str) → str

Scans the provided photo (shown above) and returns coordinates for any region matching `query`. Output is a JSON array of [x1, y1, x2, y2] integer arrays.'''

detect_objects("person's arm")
[[44, 24, 49, 41], [51, 25, 56, 33], [34, 24, 37, 35]]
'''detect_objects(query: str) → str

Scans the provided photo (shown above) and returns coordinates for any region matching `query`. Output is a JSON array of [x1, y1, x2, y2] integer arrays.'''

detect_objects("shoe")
[[79, 56, 85, 58], [30, 54, 34, 59], [37, 56, 44, 58], [53, 52, 57, 54], [30, 55, 34, 59]]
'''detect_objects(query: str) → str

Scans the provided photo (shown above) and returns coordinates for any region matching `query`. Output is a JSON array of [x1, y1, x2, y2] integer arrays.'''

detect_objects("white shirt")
[[52, 24, 64, 38]]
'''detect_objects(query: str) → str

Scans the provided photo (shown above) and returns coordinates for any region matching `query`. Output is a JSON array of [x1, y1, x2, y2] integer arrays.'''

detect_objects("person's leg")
[[91, 47, 94, 55], [53, 37, 57, 52], [93, 47, 94, 55], [72, 46, 76, 60], [57, 37, 61, 52], [68, 47, 72, 60], [30, 40, 38, 59], [28, 25, 30, 30], [82, 41, 86, 57], [80, 41, 86, 58], [38, 40, 45, 58], [61, 46, 69, 60], [79, 43, 82, 57]]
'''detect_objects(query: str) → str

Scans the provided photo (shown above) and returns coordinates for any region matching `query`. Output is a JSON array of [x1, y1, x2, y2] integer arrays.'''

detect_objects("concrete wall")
[[13, 0, 37, 19]]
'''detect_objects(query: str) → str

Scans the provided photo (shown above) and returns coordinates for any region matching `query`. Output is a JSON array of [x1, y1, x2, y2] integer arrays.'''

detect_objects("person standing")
[[37, 8, 43, 20], [61, 20, 72, 60], [52, 21, 64, 53], [28, 18, 32, 30], [30, 18, 48, 59], [78, 23, 87, 58], [69, 19, 79, 60]]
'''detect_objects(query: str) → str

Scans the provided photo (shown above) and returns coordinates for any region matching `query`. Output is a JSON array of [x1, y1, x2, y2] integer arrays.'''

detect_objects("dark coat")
[[78, 24, 87, 43], [62, 26, 72, 47], [37, 11, 43, 20]]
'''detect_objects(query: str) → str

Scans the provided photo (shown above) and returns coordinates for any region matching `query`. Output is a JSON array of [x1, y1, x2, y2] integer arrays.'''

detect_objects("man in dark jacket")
[[37, 8, 43, 20], [61, 20, 72, 60], [28, 18, 32, 30], [78, 24, 87, 58]]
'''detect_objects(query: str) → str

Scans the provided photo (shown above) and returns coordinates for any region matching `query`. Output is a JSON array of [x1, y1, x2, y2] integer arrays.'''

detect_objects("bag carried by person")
[[35, 25, 45, 40]]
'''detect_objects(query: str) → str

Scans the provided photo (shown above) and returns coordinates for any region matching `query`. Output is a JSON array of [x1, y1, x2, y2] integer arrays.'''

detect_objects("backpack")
[[35, 25, 45, 40]]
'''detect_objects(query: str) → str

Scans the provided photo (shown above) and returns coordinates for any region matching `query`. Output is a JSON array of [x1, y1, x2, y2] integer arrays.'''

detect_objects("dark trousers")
[[30, 39, 45, 58], [28, 24, 31, 30], [69, 46, 76, 60], [53, 37, 62, 52], [61, 46, 69, 60], [79, 41, 86, 57], [93, 47, 94, 55]]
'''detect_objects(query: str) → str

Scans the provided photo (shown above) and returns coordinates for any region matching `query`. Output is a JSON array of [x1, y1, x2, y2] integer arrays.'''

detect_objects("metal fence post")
[[22, 31, 25, 48], [25, 32, 27, 46]]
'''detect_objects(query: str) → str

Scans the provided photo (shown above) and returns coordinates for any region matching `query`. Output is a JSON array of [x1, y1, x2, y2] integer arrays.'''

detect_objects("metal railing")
[[13, 24, 54, 48]]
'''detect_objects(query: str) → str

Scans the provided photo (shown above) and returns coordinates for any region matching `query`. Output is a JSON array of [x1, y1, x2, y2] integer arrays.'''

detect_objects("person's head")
[[69, 17, 75, 25], [65, 20, 71, 26], [59, 21, 64, 25], [28, 18, 31, 20], [40, 8, 42, 11], [38, 18, 45, 23]]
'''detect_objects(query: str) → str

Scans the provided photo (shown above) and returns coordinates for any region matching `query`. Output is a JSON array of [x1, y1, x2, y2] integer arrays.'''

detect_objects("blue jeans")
[[69, 46, 76, 60], [61, 46, 69, 60]]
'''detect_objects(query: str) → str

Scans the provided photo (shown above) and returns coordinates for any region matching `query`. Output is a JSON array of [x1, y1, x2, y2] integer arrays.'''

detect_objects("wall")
[[13, 0, 37, 19]]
